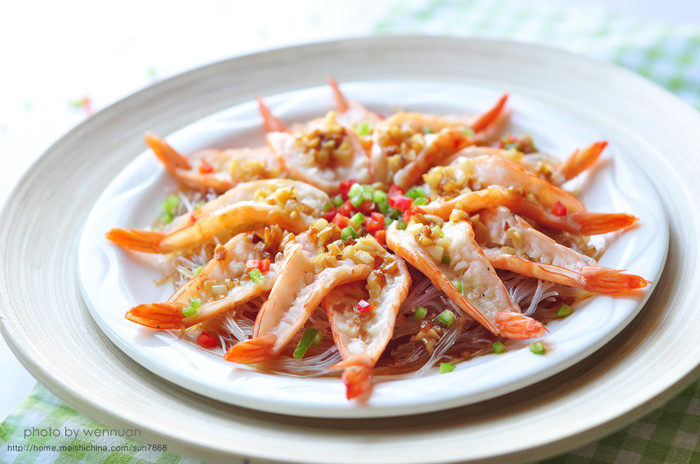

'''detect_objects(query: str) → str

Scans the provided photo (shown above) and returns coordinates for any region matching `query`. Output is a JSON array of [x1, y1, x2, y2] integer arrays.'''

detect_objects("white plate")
[[78, 81, 668, 418]]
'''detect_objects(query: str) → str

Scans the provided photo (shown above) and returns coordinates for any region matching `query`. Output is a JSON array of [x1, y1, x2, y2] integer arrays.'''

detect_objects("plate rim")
[[1, 35, 699, 464]]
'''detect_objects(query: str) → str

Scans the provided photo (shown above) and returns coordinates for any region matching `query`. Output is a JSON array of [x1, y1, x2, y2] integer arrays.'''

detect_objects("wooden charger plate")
[[0, 37, 698, 463]]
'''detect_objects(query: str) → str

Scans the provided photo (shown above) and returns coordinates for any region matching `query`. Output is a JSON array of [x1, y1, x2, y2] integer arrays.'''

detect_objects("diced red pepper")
[[373, 229, 386, 245], [339, 179, 357, 201], [198, 160, 214, 174], [402, 208, 420, 224], [365, 212, 385, 233], [388, 184, 405, 198], [333, 213, 350, 228], [389, 195, 413, 211], [371, 212, 385, 223], [336, 200, 354, 217], [197, 332, 218, 349], [320, 207, 336, 221], [246, 258, 270, 273], [355, 299, 375, 314], [551, 201, 567, 217], [355, 200, 375, 214]]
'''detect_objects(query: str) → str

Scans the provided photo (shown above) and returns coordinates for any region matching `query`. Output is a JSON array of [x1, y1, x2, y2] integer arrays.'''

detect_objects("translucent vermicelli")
[[106, 78, 649, 400]]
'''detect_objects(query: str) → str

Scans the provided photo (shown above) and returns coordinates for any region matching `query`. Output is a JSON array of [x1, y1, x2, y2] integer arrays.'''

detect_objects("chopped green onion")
[[194, 201, 205, 210], [181, 297, 201, 318], [162, 194, 179, 214], [192, 265, 204, 276], [452, 279, 463, 294], [461, 128, 474, 135], [439, 362, 455, 374], [530, 341, 546, 355], [355, 122, 371, 136], [249, 268, 265, 285], [348, 183, 363, 199], [437, 309, 455, 326], [293, 327, 321, 359], [372, 190, 387, 206], [350, 212, 365, 227], [395, 219, 407, 230], [441, 253, 450, 264], [350, 195, 365, 207], [405, 186, 426, 200], [331, 195, 344, 207], [189, 297, 201, 309], [555, 303, 573, 318], [377, 202, 389, 214], [161, 212, 174, 224], [361, 185, 374, 200], [423, 126, 435, 134], [492, 341, 506, 354], [322, 202, 332, 212], [341, 226, 358, 241], [414, 197, 429, 206], [413, 306, 427, 320]]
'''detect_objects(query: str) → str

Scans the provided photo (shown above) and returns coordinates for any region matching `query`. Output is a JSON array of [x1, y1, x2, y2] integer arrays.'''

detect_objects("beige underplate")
[[0, 37, 698, 464]]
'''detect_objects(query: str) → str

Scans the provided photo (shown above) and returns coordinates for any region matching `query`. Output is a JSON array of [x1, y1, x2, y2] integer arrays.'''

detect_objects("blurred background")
[[1, 0, 698, 423]]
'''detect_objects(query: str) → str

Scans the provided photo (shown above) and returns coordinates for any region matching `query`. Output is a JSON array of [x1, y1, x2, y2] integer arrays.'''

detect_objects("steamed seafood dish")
[[107, 78, 648, 400]]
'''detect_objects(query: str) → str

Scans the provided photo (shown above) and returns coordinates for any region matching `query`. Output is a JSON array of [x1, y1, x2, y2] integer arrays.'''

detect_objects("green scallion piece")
[[355, 122, 371, 136], [530, 341, 546, 355], [413, 306, 427, 320], [348, 183, 363, 199], [189, 297, 201, 309], [350, 212, 365, 227], [452, 279, 463, 294], [461, 128, 474, 135], [194, 201, 205, 210], [341, 226, 357, 241], [492, 341, 505, 354], [361, 185, 374, 200], [405, 186, 426, 200], [439, 362, 456, 374], [437, 309, 455, 326], [331, 195, 344, 207], [372, 190, 387, 205], [423, 126, 435, 134], [192, 265, 204, 276], [396, 219, 407, 230], [350, 195, 365, 207], [181, 297, 201, 318], [161, 212, 175, 224], [555, 303, 573, 318], [162, 194, 179, 214], [293, 327, 321, 359], [441, 253, 450, 264], [249, 268, 265, 285], [322, 202, 332, 212], [413, 197, 429, 206]]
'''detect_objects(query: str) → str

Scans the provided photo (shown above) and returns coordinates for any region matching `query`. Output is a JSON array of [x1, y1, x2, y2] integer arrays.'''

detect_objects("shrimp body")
[[125, 229, 284, 330], [106, 179, 329, 254], [322, 245, 411, 399], [386, 215, 545, 339], [475, 207, 649, 294], [145, 134, 282, 193]]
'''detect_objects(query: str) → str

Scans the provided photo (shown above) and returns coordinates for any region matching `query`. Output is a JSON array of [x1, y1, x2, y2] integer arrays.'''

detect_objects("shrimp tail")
[[494, 311, 547, 339], [471, 93, 508, 133], [570, 212, 638, 235], [144, 133, 191, 173], [256, 97, 287, 132], [126, 303, 185, 329], [327, 76, 349, 113], [223, 334, 277, 364], [558, 141, 608, 181], [105, 228, 167, 253], [582, 267, 650, 294], [330, 354, 373, 400]]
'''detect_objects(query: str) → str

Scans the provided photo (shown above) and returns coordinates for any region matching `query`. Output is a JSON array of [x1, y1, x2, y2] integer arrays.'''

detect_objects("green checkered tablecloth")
[[2, 1, 699, 463]]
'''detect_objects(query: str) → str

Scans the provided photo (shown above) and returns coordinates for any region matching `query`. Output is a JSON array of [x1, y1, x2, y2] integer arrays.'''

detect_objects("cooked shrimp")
[[327, 77, 383, 128], [420, 184, 637, 235], [224, 221, 380, 364], [386, 213, 545, 339], [474, 207, 649, 294], [322, 244, 411, 399], [267, 112, 372, 193], [145, 133, 282, 193], [125, 228, 287, 330], [106, 179, 329, 253]]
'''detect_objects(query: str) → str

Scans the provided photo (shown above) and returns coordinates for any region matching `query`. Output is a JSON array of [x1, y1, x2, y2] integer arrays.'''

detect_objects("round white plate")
[[78, 81, 667, 418], [1, 37, 698, 463]]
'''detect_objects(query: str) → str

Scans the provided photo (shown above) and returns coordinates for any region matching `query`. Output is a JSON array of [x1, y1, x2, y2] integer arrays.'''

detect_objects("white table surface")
[[0, 0, 697, 421]]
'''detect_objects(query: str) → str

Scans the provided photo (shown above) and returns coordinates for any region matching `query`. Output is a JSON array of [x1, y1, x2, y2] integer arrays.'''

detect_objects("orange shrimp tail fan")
[[558, 141, 608, 181], [571, 212, 638, 235], [581, 267, 650, 294], [105, 228, 167, 253], [126, 303, 185, 330], [471, 94, 508, 133], [223, 334, 277, 364], [327, 76, 349, 113], [330, 355, 373, 400], [144, 133, 191, 172], [494, 311, 547, 339], [256, 97, 287, 132]]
